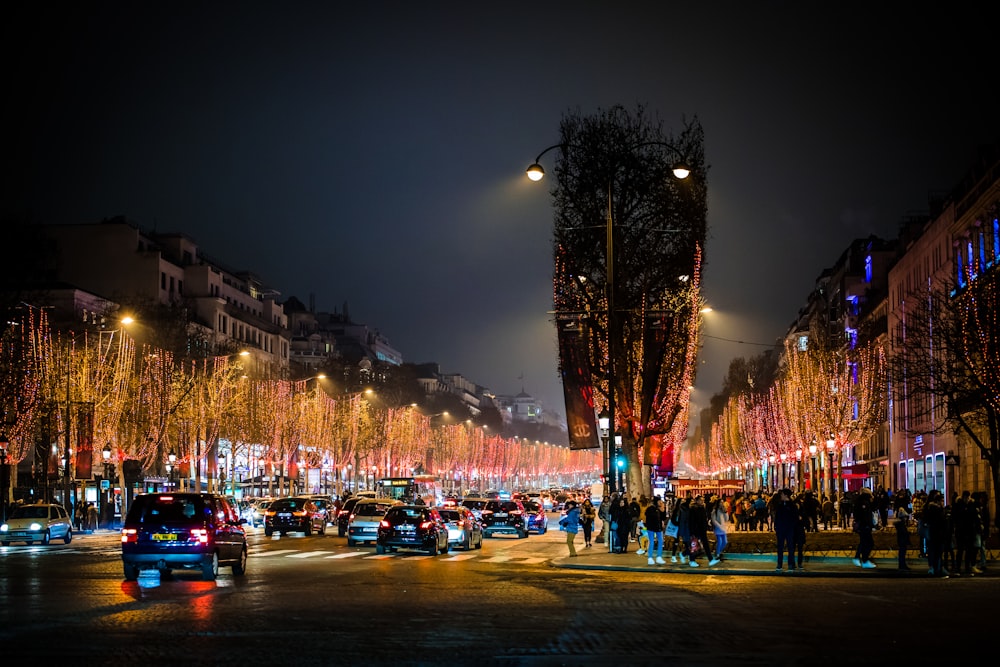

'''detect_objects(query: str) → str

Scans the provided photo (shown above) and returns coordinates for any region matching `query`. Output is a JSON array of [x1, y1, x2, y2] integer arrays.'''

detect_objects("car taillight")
[[190, 528, 209, 544], [121, 528, 137, 543], [379, 519, 390, 528], [419, 521, 434, 530]]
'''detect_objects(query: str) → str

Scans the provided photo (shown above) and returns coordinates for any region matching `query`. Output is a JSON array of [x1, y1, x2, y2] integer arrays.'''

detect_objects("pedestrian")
[[561, 500, 581, 557], [792, 493, 807, 569], [821, 494, 835, 530], [598, 494, 612, 545], [610, 495, 632, 554], [769, 488, 798, 572], [580, 498, 597, 548], [74, 502, 85, 531], [644, 496, 667, 565], [686, 494, 710, 568], [669, 494, 691, 563], [86, 502, 99, 531], [852, 487, 877, 568], [708, 495, 730, 566], [922, 490, 949, 577], [894, 505, 912, 570], [628, 495, 642, 542], [974, 491, 990, 571], [635, 494, 651, 555], [951, 490, 984, 576], [911, 489, 927, 556]]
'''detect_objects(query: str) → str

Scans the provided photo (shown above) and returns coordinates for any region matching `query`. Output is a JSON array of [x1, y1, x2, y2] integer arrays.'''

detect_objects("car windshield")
[[271, 498, 310, 511], [462, 500, 488, 510], [355, 503, 391, 517], [130, 496, 207, 522], [523, 501, 542, 512], [12, 506, 51, 519], [488, 501, 519, 512], [438, 510, 461, 522], [387, 507, 427, 523]]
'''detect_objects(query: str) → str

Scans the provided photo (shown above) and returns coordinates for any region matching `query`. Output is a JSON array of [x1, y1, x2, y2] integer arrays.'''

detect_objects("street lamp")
[[528, 140, 690, 499], [826, 436, 837, 497], [168, 450, 177, 489], [808, 443, 818, 492]]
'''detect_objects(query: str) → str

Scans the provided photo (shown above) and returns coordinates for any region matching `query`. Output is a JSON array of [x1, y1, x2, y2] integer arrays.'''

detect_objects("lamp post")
[[0, 432, 9, 523], [219, 451, 227, 497], [168, 450, 177, 489], [527, 140, 690, 499], [826, 436, 837, 497], [808, 443, 818, 492]]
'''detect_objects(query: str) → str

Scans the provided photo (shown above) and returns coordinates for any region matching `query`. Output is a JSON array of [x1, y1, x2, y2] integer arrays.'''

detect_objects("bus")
[[377, 475, 443, 506]]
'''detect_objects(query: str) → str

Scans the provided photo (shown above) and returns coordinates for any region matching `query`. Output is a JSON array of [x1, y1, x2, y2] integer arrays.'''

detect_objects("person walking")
[[580, 498, 597, 548], [821, 494, 835, 530], [852, 487, 877, 568], [770, 488, 798, 572], [708, 495, 730, 566], [894, 505, 912, 570], [669, 494, 691, 563], [643, 496, 667, 565], [597, 494, 612, 545], [610, 495, 632, 554], [561, 500, 581, 557], [923, 490, 949, 577], [792, 493, 807, 570], [686, 494, 710, 568]]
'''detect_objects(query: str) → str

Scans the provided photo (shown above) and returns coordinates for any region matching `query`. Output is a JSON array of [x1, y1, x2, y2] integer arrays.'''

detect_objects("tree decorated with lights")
[[548, 105, 708, 498], [891, 267, 1000, 522]]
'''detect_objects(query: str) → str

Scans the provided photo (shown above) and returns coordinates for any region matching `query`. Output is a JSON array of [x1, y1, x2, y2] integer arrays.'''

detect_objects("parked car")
[[336, 497, 362, 537], [437, 505, 484, 550], [264, 496, 327, 536], [480, 499, 528, 538], [1, 503, 73, 546], [347, 498, 399, 546], [246, 499, 272, 528], [376, 504, 450, 555], [522, 499, 548, 534], [120, 492, 248, 581]]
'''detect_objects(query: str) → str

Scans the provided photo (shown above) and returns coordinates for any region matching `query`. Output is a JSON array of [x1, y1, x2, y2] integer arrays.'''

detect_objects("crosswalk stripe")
[[248, 549, 299, 557], [325, 552, 366, 559], [288, 551, 334, 559], [442, 554, 478, 561]]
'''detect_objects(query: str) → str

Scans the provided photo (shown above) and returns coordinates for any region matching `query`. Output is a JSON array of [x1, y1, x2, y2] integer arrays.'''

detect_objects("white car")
[[1, 503, 74, 546], [346, 499, 399, 546]]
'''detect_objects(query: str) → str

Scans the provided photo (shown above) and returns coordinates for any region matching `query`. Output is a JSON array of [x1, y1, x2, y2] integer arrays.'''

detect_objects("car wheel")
[[319, 521, 327, 536], [427, 539, 438, 556], [42, 530, 51, 545], [462, 534, 471, 550], [232, 546, 247, 576], [202, 552, 219, 581], [264, 526, 273, 537], [440, 537, 449, 553], [123, 563, 140, 581], [347, 538, 356, 546], [376, 543, 386, 554], [303, 522, 312, 537], [64, 528, 73, 544], [338, 525, 346, 537]]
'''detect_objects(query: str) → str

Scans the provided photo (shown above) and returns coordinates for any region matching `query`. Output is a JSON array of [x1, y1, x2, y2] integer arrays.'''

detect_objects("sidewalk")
[[551, 545, 995, 578]]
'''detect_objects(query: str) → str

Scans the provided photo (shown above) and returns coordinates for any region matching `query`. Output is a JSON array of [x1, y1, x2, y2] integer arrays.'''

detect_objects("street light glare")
[[672, 164, 691, 179], [525, 163, 545, 181]]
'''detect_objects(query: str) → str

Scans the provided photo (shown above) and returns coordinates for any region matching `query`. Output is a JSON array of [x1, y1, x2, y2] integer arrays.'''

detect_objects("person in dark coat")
[[769, 488, 799, 572], [894, 506, 912, 570], [669, 495, 691, 563], [609, 495, 632, 554], [922, 490, 949, 577], [686, 494, 710, 567], [852, 487, 877, 568]]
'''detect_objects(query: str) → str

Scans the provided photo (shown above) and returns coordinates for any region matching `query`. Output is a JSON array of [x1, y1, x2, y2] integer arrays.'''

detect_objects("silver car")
[[1, 503, 73, 546], [437, 506, 484, 550], [347, 499, 399, 546]]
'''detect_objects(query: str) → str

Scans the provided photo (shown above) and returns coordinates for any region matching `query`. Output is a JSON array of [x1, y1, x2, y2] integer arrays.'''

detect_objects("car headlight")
[[0, 524, 8, 532], [30, 522, 43, 531]]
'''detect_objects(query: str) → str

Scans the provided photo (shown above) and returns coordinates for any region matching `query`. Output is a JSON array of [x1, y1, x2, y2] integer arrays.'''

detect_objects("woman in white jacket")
[[708, 495, 731, 566]]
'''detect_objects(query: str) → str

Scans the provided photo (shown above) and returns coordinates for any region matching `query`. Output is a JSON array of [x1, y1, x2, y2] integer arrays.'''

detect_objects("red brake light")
[[121, 528, 137, 543], [379, 519, 390, 529], [419, 521, 434, 530], [190, 528, 209, 544]]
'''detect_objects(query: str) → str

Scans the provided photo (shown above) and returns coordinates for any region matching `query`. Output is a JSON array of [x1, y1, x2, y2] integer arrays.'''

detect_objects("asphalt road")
[[0, 518, 991, 666]]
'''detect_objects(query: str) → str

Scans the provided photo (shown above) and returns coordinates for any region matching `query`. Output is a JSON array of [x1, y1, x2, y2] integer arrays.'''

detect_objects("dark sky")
[[5, 2, 998, 422]]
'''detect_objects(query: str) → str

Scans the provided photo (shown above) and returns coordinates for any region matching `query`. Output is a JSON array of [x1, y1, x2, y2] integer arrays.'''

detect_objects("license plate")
[[363, 527, 376, 533], [400, 525, 415, 533], [278, 513, 291, 518], [152, 533, 177, 541], [495, 513, 508, 518]]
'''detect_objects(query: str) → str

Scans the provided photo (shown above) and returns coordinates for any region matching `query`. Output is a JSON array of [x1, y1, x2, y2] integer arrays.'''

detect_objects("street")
[[0, 518, 991, 666]]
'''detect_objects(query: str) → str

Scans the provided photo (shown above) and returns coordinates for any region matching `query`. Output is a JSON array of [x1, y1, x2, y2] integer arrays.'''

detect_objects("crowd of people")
[[569, 485, 992, 577]]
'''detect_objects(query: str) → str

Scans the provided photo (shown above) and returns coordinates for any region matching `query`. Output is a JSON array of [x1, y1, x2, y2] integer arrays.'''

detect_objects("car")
[[306, 495, 337, 527], [120, 492, 248, 581], [347, 498, 399, 546], [376, 504, 450, 555], [480, 499, 529, 538], [522, 499, 548, 534], [336, 497, 362, 536], [459, 497, 490, 524], [1, 503, 73, 546], [436, 505, 484, 550], [246, 499, 272, 528], [264, 496, 327, 536]]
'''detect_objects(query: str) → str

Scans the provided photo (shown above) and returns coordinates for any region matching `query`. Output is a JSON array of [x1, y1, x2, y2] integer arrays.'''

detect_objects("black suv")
[[121, 492, 248, 581], [480, 499, 529, 538]]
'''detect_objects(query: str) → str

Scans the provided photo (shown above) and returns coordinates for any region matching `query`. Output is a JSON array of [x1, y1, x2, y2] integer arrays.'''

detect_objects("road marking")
[[249, 549, 300, 557], [442, 554, 478, 561], [288, 551, 335, 559], [325, 552, 366, 559]]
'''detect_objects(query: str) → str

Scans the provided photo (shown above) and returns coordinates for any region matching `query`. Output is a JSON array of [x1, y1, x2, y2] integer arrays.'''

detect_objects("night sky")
[[5, 2, 998, 424]]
